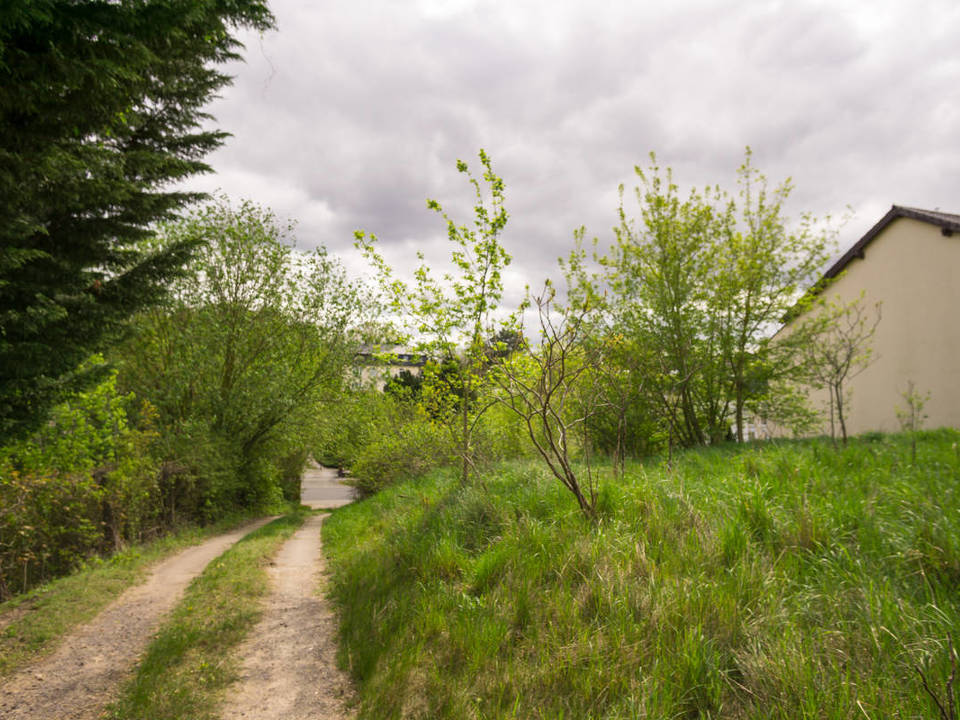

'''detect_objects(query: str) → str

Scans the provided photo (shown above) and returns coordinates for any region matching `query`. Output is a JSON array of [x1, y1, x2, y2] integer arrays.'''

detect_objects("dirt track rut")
[[0, 517, 272, 720], [218, 513, 354, 719]]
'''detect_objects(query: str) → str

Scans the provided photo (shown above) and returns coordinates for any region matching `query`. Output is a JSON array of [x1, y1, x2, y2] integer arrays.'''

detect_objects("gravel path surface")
[[0, 517, 272, 720], [301, 462, 356, 509], [218, 513, 355, 719]]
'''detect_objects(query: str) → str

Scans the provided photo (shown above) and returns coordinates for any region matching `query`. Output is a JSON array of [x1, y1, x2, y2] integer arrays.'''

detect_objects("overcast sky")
[[189, 0, 960, 305]]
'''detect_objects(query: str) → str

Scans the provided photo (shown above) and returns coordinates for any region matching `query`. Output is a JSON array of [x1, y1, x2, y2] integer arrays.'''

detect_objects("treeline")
[[340, 150, 867, 520], [2, 1, 279, 597], [1, 0, 874, 600], [1, 146, 869, 597], [0, 200, 371, 598], [0, 0, 383, 599]]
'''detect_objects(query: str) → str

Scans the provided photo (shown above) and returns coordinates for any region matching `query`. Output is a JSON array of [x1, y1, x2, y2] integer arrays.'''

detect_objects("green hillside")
[[323, 430, 960, 719]]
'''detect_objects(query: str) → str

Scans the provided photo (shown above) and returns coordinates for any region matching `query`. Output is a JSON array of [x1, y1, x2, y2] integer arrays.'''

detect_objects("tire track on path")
[[0, 517, 273, 720], [218, 513, 354, 719]]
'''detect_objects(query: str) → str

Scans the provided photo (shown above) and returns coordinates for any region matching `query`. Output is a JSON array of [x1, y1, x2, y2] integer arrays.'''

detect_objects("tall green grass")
[[323, 430, 960, 719]]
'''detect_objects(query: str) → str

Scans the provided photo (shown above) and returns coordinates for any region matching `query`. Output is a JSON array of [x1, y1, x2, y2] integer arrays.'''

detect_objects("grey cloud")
[[191, 0, 960, 304]]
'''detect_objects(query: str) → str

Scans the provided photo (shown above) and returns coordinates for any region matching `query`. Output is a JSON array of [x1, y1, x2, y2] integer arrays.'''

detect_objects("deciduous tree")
[[712, 150, 835, 442], [602, 151, 837, 448], [356, 150, 510, 485], [604, 157, 725, 446], [798, 292, 881, 446], [492, 284, 602, 518], [118, 198, 369, 511]]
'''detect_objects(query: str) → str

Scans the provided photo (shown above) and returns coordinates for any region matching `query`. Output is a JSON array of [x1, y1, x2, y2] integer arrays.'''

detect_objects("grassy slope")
[[105, 511, 308, 720], [0, 512, 270, 677], [323, 430, 960, 719]]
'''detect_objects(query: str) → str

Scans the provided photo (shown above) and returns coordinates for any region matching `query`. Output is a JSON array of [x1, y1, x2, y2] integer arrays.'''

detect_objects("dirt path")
[[218, 513, 354, 719], [0, 517, 273, 720]]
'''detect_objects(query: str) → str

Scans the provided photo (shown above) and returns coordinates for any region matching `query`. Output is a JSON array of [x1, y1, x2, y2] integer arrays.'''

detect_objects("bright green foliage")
[[606, 157, 725, 446], [313, 388, 401, 469], [351, 410, 453, 497], [711, 152, 836, 441], [315, 377, 526, 497], [314, 384, 454, 496], [560, 240, 660, 470], [0, 0, 274, 442], [357, 150, 511, 485], [0, 363, 159, 598], [324, 430, 960, 719], [117, 198, 370, 517], [601, 150, 835, 449], [588, 332, 661, 469]]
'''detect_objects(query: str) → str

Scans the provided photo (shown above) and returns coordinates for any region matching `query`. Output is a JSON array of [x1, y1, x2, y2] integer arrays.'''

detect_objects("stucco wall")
[[791, 217, 960, 434]]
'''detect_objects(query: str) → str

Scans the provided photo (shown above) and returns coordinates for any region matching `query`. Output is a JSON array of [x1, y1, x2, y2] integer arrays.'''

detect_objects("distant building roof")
[[823, 205, 960, 281], [355, 344, 425, 367]]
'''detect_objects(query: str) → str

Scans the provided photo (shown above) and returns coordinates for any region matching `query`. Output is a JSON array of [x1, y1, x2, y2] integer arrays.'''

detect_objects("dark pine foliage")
[[0, 0, 274, 442]]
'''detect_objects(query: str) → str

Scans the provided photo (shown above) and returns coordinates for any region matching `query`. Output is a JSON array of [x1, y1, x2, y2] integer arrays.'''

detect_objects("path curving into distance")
[[300, 461, 356, 509]]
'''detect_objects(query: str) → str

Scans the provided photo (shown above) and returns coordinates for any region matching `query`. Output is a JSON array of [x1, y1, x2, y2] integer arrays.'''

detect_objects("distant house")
[[355, 344, 424, 390], [781, 205, 960, 435]]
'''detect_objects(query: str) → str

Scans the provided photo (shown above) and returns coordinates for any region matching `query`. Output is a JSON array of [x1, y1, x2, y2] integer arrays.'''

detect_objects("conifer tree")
[[0, 0, 273, 441]]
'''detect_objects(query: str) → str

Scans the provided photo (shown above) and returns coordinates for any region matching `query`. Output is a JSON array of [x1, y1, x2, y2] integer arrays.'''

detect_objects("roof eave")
[[823, 204, 960, 280]]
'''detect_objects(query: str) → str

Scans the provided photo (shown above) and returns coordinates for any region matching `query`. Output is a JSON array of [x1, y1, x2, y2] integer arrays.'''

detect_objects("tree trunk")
[[567, 471, 596, 520], [460, 375, 470, 486], [835, 383, 848, 446], [828, 386, 837, 447]]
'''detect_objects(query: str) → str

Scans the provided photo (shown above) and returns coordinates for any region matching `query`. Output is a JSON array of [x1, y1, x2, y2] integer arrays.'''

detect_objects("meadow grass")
[[323, 429, 960, 719], [104, 510, 308, 720], [0, 510, 271, 677]]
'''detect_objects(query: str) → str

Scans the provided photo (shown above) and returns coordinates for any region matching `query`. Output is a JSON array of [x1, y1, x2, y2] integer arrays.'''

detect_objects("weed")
[[916, 635, 957, 720]]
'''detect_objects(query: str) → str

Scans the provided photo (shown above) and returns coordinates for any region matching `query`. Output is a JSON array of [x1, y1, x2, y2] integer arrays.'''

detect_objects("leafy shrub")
[[350, 414, 452, 496], [470, 401, 530, 465], [0, 369, 159, 598], [313, 388, 398, 469], [115, 197, 370, 519], [277, 448, 310, 503]]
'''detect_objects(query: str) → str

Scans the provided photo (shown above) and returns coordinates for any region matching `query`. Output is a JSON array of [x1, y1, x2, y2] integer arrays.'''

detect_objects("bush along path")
[[0, 517, 273, 720]]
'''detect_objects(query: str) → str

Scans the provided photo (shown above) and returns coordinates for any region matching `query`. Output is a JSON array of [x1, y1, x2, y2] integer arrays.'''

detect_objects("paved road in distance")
[[301, 463, 356, 509]]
